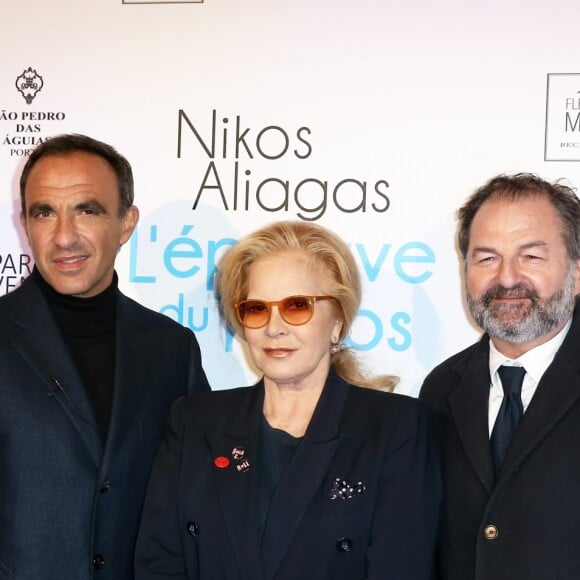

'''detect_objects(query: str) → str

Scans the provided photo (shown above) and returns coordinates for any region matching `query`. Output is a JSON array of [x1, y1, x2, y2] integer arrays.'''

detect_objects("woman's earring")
[[330, 343, 341, 354]]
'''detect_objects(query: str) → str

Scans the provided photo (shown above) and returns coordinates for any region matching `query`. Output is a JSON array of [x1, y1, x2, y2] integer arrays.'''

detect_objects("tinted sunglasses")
[[235, 295, 334, 329]]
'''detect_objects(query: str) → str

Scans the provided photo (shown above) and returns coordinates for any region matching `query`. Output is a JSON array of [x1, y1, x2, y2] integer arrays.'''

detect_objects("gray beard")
[[467, 269, 577, 344]]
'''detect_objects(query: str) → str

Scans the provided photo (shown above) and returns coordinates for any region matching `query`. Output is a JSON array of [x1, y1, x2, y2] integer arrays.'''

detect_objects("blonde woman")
[[136, 221, 440, 580]]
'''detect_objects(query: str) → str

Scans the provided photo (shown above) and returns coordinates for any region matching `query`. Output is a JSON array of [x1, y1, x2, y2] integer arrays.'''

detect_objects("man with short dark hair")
[[0, 134, 210, 579], [420, 173, 580, 580]]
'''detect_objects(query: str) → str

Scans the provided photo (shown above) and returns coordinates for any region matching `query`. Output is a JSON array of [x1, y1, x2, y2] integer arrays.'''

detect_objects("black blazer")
[[0, 274, 209, 580], [420, 306, 580, 580], [135, 372, 441, 580]]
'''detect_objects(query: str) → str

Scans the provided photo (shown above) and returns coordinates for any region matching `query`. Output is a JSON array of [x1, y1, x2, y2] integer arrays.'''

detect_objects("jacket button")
[[484, 524, 499, 540], [92, 554, 105, 569], [186, 521, 199, 536], [336, 537, 352, 552], [98, 480, 111, 493]]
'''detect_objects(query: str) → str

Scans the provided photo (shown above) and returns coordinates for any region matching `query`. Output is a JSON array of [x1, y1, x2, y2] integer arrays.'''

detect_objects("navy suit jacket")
[[0, 274, 209, 580], [135, 372, 441, 580], [420, 306, 580, 580]]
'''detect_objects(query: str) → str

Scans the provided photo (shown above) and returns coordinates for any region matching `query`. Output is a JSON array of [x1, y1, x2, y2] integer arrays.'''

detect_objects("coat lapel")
[[261, 373, 347, 580], [100, 292, 150, 466], [448, 337, 495, 493], [10, 276, 102, 464], [207, 384, 265, 580], [498, 310, 580, 480]]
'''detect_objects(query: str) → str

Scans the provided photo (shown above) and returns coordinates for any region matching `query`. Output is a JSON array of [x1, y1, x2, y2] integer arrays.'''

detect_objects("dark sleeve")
[[367, 401, 441, 580], [419, 366, 455, 453], [186, 332, 211, 393], [418, 368, 442, 409], [135, 398, 192, 580], [419, 369, 455, 580]]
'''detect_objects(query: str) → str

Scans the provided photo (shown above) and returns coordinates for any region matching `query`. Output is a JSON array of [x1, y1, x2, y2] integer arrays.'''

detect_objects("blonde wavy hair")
[[216, 221, 398, 391]]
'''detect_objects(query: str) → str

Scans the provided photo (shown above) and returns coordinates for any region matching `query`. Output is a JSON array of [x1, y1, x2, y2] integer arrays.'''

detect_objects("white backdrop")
[[2, 0, 580, 394]]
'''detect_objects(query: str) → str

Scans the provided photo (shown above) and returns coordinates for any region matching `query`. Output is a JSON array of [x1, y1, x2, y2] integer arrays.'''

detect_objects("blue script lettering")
[[346, 309, 412, 352], [129, 223, 236, 290], [159, 293, 209, 332], [351, 241, 435, 284]]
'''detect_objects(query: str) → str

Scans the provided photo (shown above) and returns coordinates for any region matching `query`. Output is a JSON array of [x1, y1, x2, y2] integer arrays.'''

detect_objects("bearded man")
[[420, 173, 580, 580]]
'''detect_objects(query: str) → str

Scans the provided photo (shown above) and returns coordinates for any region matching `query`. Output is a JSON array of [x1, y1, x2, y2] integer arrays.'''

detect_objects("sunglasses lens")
[[280, 296, 314, 325], [237, 296, 318, 328], [238, 300, 270, 328]]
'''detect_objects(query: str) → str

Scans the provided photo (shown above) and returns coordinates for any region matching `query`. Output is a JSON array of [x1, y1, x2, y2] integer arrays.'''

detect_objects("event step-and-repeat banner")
[[2, 0, 579, 394]]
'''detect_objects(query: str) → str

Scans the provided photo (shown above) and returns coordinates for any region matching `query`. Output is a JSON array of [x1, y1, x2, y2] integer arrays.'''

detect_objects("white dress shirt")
[[487, 319, 572, 436]]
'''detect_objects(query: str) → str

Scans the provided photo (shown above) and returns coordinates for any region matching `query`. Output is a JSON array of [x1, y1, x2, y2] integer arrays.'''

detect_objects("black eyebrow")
[[27, 202, 53, 217], [26, 199, 109, 218], [75, 200, 108, 214]]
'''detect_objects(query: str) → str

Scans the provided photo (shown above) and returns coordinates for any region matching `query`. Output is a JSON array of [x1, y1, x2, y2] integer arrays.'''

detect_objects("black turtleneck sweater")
[[34, 267, 117, 441]]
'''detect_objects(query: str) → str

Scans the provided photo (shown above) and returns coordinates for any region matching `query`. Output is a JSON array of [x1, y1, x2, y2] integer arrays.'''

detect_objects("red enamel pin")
[[214, 456, 230, 469]]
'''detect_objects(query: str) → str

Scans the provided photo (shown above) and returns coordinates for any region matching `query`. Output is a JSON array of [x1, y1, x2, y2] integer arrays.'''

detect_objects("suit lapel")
[[207, 384, 265, 580], [498, 312, 580, 480], [448, 337, 495, 493], [100, 292, 150, 466], [261, 373, 347, 580], [10, 277, 102, 464]]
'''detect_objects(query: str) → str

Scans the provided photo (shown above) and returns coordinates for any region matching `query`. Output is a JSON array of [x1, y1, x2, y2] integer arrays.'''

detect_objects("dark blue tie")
[[490, 365, 526, 474]]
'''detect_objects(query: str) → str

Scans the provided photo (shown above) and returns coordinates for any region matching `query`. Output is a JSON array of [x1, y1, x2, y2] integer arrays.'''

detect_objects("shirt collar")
[[489, 318, 572, 384]]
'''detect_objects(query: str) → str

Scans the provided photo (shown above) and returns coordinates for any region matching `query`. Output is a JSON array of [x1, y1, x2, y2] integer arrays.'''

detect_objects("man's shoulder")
[[116, 290, 193, 336], [430, 340, 482, 374], [0, 275, 38, 310], [420, 339, 485, 401], [0, 287, 19, 307]]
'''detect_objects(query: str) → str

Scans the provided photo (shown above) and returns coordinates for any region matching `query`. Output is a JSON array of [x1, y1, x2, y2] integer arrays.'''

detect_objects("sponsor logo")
[[1, 68, 67, 157], [545, 73, 580, 161], [15, 67, 44, 105]]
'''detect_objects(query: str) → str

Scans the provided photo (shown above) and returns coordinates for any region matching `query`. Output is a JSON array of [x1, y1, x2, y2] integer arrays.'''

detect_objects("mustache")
[[482, 283, 539, 306]]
